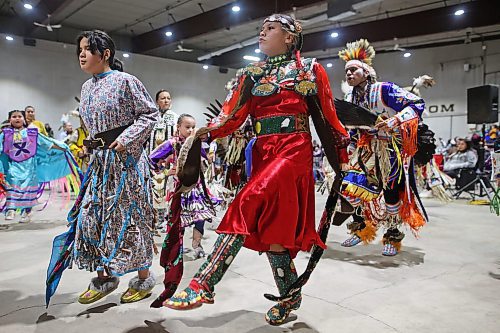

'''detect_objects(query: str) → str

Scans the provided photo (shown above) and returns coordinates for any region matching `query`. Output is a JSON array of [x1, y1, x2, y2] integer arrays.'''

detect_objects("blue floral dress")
[[71, 70, 159, 276]]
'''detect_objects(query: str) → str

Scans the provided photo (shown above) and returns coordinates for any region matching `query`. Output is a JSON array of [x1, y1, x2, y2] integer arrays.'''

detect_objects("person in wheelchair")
[[443, 138, 478, 181]]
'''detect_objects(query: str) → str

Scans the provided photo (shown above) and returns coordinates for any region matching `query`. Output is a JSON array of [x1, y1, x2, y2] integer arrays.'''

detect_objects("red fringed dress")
[[208, 57, 348, 258]]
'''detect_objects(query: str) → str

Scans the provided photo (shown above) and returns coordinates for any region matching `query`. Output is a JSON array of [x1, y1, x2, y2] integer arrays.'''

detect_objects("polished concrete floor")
[[0, 194, 499, 333]]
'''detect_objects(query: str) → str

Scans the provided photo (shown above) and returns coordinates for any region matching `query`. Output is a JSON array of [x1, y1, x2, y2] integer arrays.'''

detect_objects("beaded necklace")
[[352, 81, 371, 109]]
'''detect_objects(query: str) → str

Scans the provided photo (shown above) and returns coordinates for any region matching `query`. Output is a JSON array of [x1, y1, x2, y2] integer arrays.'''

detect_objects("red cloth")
[[433, 154, 444, 171], [208, 63, 348, 258], [211, 92, 320, 258]]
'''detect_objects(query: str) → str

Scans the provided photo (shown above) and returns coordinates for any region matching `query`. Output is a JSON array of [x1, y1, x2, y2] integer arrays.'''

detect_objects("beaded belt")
[[254, 113, 310, 137]]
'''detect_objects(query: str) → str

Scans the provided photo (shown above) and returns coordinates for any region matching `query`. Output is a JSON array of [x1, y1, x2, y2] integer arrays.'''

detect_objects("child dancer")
[[150, 114, 219, 259], [0, 110, 80, 222]]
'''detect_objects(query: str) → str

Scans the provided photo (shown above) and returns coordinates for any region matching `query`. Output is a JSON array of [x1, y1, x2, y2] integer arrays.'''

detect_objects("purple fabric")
[[2, 128, 38, 162], [149, 140, 174, 168]]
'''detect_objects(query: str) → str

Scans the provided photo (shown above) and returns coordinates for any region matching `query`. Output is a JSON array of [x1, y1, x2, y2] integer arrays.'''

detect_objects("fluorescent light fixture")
[[254, 48, 261, 53], [23, 3, 33, 9], [203, 65, 209, 69], [232, 5, 240, 12], [243, 55, 260, 62], [5, 36, 14, 41], [165, 31, 173, 37], [123, 53, 130, 58], [326, 63, 333, 68], [330, 32, 339, 38], [403, 52, 411, 58], [454, 9, 465, 16]]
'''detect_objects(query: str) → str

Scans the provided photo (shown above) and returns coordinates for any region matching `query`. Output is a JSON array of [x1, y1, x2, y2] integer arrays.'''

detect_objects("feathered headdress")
[[338, 39, 375, 65], [338, 39, 377, 80]]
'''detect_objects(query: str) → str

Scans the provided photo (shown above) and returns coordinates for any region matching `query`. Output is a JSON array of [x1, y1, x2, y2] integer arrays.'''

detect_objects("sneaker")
[[20, 211, 32, 223], [5, 210, 15, 220]]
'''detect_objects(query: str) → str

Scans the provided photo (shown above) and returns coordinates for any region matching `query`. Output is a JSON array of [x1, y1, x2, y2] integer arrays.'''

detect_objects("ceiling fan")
[[34, 14, 62, 32], [174, 43, 193, 53], [384, 37, 406, 52]]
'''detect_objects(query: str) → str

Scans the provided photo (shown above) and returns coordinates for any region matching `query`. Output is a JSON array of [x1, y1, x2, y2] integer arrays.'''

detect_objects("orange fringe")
[[400, 190, 426, 235], [382, 238, 402, 251], [355, 220, 377, 244], [357, 133, 373, 148], [400, 118, 418, 157]]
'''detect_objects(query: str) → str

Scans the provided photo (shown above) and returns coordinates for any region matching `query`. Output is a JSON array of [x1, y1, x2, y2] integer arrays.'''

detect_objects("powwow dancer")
[[149, 90, 179, 229], [152, 14, 350, 326], [150, 113, 221, 259], [46, 30, 158, 306], [338, 39, 428, 256], [0, 110, 81, 222]]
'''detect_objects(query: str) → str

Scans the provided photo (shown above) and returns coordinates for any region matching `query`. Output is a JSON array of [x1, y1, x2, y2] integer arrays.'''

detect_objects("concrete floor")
[[0, 194, 499, 333]]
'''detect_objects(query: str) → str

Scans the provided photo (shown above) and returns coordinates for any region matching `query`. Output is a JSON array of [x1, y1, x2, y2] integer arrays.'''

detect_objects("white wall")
[[323, 39, 500, 141], [1, 36, 500, 142], [0, 38, 235, 130]]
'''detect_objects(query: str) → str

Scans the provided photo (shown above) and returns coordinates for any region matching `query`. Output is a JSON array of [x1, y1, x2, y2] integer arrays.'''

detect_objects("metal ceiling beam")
[[210, 0, 500, 68], [132, 0, 324, 53]]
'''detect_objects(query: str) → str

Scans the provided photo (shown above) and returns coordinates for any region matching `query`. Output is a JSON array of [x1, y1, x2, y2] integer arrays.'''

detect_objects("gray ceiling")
[[1, 0, 499, 68]]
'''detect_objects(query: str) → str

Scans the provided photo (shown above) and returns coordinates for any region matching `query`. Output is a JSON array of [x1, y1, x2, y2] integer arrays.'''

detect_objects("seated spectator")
[[443, 138, 478, 178]]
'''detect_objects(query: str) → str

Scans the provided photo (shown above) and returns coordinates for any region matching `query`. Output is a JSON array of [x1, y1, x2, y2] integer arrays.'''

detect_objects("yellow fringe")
[[343, 183, 379, 202], [391, 136, 404, 184]]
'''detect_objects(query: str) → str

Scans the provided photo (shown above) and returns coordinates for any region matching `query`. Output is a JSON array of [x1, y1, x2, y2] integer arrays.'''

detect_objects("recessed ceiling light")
[[454, 9, 465, 16], [23, 3, 33, 10], [254, 48, 261, 54], [326, 63, 333, 68], [232, 5, 240, 12], [203, 65, 209, 69], [330, 32, 339, 38], [5, 36, 14, 41], [165, 31, 173, 37], [243, 55, 260, 62], [403, 52, 411, 58], [123, 53, 130, 58]]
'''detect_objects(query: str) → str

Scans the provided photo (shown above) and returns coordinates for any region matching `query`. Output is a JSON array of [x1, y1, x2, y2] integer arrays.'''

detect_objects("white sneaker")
[[20, 211, 32, 223], [5, 210, 15, 220]]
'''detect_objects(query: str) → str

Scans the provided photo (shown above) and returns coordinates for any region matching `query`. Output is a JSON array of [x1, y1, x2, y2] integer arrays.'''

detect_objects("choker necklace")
[[267, 53, 291, 65]]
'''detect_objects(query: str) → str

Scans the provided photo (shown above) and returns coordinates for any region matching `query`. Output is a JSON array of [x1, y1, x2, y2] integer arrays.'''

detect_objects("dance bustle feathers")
[[338, 39, 376, 66], [334, 99, 378, 128]]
